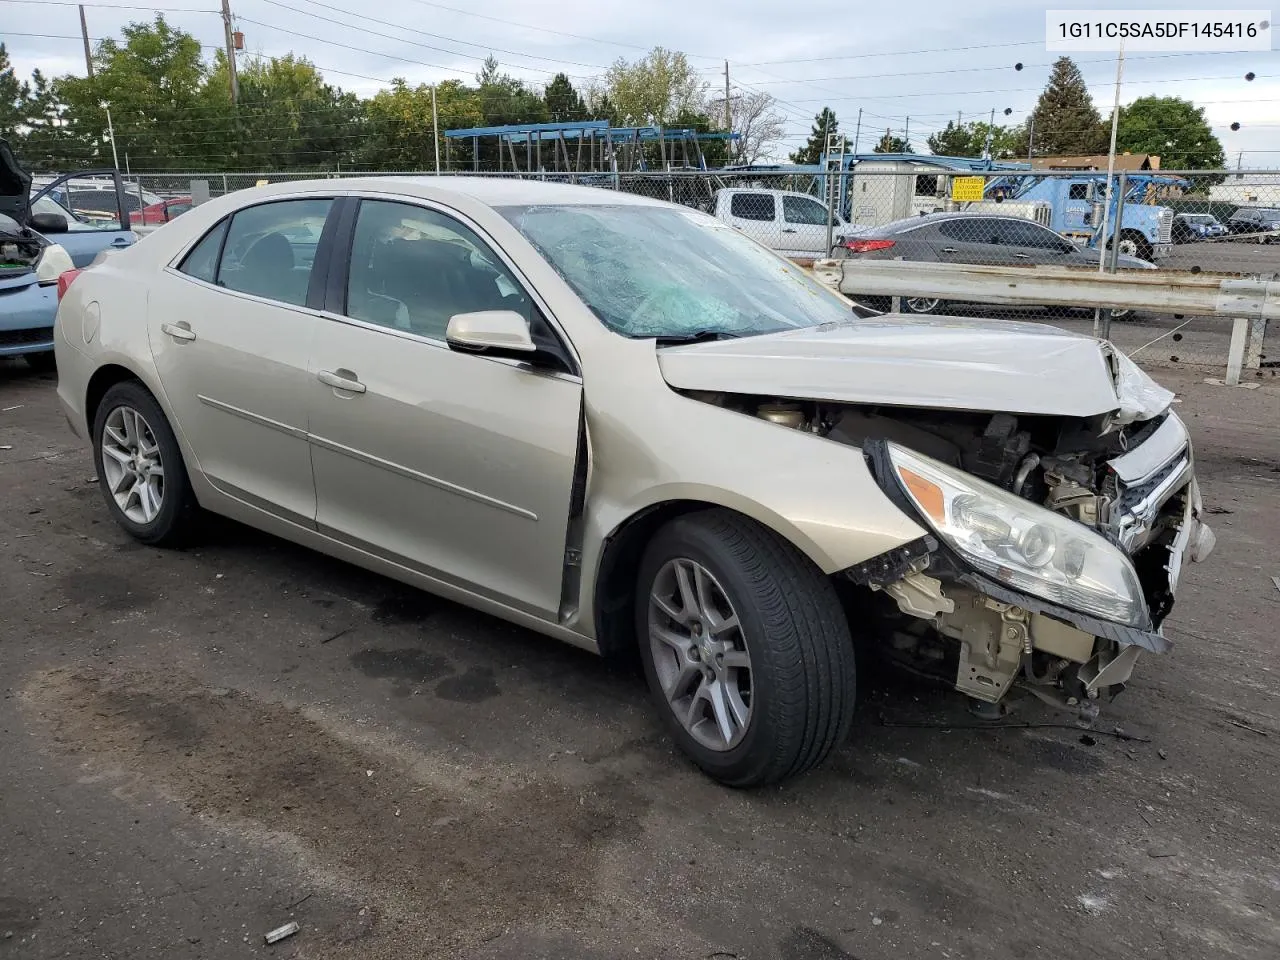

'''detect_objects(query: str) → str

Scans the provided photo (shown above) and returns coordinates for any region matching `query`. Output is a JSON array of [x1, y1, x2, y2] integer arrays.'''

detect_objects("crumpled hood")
[[657, 315, 1173, 421]]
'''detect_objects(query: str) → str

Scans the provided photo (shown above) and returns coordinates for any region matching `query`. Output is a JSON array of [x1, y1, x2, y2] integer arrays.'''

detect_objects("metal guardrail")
[[812, 258, 1276, 385]]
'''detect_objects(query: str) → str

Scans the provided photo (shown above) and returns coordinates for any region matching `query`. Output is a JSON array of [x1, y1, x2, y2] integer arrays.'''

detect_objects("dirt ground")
[[2, 358, 1278, 960]]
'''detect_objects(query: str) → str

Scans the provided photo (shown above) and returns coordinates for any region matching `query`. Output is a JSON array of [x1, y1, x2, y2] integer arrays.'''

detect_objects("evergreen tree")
[[0, 43, 28, 142], [790, 107, 837, 164], [873, 128, 911, 153], [1025, 56, 1106, 155], [544, 73, 586, 123]]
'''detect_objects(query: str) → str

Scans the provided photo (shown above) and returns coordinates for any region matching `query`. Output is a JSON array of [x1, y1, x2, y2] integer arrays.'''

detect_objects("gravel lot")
[[2, 358, 1278, 960]]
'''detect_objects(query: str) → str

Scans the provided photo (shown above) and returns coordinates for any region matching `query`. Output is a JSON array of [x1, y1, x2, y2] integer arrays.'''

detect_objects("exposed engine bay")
[[681, 387, 1214, 720], [0, 220, 42, 276]]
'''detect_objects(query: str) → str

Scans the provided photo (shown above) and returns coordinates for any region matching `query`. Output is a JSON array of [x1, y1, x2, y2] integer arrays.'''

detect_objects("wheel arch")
[[86, 362, 154, 428], [592, 497, 835, 660]]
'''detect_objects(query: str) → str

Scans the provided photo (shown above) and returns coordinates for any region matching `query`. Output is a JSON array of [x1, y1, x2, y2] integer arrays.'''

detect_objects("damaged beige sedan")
[[53, 178, 1214, 786]]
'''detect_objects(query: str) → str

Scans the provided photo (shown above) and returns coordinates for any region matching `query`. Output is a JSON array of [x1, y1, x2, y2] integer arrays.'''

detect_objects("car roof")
[[235, 175, 672, 209], [873, 211, 1046, 233]]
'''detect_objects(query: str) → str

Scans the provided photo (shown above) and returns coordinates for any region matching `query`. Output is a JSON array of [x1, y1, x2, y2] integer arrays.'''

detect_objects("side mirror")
[[30, 212, 68, 234], [445, 310, 537, 356]]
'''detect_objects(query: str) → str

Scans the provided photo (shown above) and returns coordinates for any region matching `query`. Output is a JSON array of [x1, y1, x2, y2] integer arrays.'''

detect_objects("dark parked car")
[[1172, 213, 1228, 243], [1225, 207, 1280, 243], [836, 212, 1155, 317]]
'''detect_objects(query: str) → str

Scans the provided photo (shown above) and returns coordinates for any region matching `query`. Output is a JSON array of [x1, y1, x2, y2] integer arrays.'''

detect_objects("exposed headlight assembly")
[[884, 442, 1147, 628], [35, 243, 75, 285]]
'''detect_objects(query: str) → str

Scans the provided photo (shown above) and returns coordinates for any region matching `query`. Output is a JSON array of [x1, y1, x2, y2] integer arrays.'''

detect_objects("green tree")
[[789, 107, 837, 164], [20, 70, 83, 170], [928, 120, 1022, 158], [873, 128, 912, 153], [1117, 95, 1224, 170], [604, 47, 707, 126], [544, 72, 586, 123], [926, 120, 972, 156], [1024, 56, 1106, 156], [359, 77, 483, 170], [57, 16, 212, 170], [202, 53, 364, 170], [0, 43, 29, 142]]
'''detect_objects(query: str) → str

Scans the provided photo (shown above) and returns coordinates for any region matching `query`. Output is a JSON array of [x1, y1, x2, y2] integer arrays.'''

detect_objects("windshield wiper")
[[652, 330, 741, 345]]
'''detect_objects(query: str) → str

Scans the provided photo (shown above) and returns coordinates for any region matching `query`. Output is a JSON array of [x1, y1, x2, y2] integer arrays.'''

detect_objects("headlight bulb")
[[1017, 524, 1056, 568]]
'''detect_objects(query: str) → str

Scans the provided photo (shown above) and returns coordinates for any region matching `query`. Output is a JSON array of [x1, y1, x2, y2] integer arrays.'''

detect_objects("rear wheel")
[[635, 509, 857, 787], [92, 380, 198, 546]]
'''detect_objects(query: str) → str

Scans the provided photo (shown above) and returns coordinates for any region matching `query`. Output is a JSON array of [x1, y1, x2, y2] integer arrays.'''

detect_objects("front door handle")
[[110, 238, 131, 247], [782, 228, 798, 233], [1013, 253, 1033, 259], [940, 247, 958, 254], [317, 369, 366, 394], [160, 321, 196, 342]]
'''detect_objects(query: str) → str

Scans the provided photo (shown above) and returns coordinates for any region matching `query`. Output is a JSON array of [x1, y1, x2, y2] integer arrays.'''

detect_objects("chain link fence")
[[117, 166, 1279, 376]]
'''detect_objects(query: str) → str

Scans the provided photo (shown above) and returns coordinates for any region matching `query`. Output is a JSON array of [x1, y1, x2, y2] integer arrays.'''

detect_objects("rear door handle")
[[940, 247, 958, 254], [1013, 253, 1033, 259], [317, 369, 366, 394], [782, 228, 797, 233], [160, 322, 196, 342]]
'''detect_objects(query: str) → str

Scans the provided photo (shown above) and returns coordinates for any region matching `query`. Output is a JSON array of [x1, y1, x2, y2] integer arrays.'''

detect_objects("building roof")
[[1032, 153, 1160, 171]]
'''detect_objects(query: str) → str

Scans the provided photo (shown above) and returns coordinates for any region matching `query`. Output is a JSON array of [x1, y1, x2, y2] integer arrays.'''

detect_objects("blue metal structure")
[[443, 121, 739, 173]]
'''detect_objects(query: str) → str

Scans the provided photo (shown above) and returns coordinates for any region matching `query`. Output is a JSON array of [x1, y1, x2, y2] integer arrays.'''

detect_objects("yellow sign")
[[951, 175, 986, 202]]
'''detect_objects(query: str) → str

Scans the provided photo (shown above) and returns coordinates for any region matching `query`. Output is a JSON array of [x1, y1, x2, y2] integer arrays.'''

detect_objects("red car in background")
[[137, 196, 193, 231]]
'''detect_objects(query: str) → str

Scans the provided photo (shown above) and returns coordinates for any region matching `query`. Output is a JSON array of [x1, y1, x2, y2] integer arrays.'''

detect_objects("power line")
[[249, 0, 607, 76]]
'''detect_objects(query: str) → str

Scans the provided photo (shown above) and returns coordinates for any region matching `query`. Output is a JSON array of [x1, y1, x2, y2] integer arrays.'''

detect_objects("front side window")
[[216, 198, 332, 306], [1068, 183, 1091, 200], [782, 195, 829, 225], [499, 203, 854, 339], [730, 193, 776, 222], [345, 200, 532, 341]]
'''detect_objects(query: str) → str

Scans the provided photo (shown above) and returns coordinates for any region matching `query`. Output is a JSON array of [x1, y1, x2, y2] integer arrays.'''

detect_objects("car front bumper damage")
[[850, 428, 1214, 717]]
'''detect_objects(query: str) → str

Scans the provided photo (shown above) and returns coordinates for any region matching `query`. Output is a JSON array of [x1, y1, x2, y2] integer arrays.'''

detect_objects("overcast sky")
[[4, 0, 1275, 165]]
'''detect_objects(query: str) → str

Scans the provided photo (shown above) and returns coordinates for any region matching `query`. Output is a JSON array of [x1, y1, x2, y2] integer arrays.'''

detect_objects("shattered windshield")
[[497, 203, 852, 339]]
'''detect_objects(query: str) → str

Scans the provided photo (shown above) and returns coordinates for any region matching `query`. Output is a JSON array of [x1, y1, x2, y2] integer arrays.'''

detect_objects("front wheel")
[[635, 509, 857, 787], [92, 380, 199, 546]]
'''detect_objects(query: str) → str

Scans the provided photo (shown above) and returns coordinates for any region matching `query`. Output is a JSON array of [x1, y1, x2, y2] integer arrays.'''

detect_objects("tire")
[[901, 296, 943, 315], [635, 509, 856, 787], [92, 380, 198, 546], [1116, 230, 1153, 263], [24, 351, 56, 373]]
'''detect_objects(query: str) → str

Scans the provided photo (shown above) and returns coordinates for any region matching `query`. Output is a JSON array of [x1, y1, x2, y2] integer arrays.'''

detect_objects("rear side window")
[[730, 193, 776, 221], [216, 198, 333, 306], [178, 219, 229, 283]]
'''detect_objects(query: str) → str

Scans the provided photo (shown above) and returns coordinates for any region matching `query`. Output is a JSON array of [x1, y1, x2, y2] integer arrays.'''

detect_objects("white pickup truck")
[[711, 187, 853, 259]]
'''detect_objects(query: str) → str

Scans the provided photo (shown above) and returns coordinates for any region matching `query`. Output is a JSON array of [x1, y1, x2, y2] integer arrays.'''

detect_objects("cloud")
[[3, 0, 1274, 163]]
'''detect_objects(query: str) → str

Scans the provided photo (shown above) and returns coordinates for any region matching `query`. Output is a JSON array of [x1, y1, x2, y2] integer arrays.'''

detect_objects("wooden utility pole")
[[723, 61, 731, 130], [221, 0, 239, 105], [79, 5, 93, 76]]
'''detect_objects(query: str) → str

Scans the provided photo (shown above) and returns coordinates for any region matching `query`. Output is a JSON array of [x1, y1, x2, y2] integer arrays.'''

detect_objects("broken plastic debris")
[[264, 921, 299, 944]]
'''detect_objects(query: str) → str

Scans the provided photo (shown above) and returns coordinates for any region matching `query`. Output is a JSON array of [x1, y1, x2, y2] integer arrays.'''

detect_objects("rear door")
[[149, 195, 338, 523], [724, 192, 781, 250], [780, 194, 834, 257]]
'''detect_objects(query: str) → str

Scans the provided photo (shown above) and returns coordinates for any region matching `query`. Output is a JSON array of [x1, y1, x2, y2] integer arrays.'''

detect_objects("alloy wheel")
[[648, 558, 753, 752], [100, 405, 166, 525], [904, 297, 941, 314]]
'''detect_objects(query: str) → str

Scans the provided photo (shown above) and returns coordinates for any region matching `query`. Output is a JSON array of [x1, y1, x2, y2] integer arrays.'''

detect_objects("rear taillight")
[[844, 238, 896, 254], [57, 269, 82, 301]]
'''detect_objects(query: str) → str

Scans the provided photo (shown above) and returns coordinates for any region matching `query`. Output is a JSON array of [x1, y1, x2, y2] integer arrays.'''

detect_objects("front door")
[[307, 198, 582, 618], [148, 196, 335, 524]]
